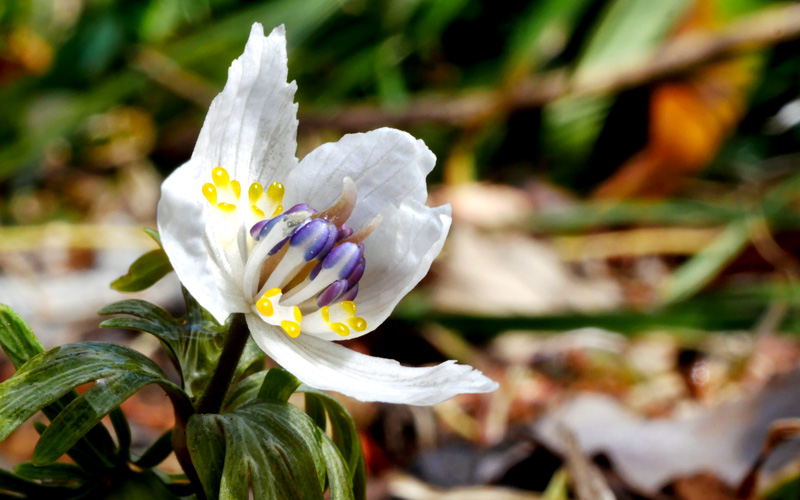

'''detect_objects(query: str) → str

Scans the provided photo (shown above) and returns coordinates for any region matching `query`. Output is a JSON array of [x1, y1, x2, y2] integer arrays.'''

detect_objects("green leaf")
[[257, 367, 301, 402], [223, 371, 266, 412], [0, 305, 118, 471], [110, 407, 132, 461], [99, 288, 227, 399], [187, 400, 355, 500], [0, 304, 45, 369], [143, 228, 162, 247], [110, 249, 173, 292], [299, 387, 364, 498], [14, 462, 87, 484], [0, 342, 190, 465]]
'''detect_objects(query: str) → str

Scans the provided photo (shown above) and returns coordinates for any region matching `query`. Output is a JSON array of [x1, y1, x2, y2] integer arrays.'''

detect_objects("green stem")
[[196, 313, 250, 414]]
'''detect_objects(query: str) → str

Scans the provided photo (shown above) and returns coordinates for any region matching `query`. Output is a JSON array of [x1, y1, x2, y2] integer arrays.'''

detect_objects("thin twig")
[[300, 3, 800, 132]]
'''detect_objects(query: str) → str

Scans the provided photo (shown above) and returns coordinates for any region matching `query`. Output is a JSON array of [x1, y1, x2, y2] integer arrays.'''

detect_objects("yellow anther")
[[202, 183, 217, 205], [281, 321, 301, 338], [217, 202, 236, 212], [348, 317, 367, 332], [251, 205, 265, 218], [320, 306, 330, 323], [293, 306, 302, 323], [256, 298, 274, 317], [211, 167, 230, 187], [271, 204, 284, 217], [340, 301, 357, 315], [231, 180, 241, 198], [330, 322, 350, 337], [267, 182, 285, 203], [248, 182, 264, 204], [263, 288, 282, 298]]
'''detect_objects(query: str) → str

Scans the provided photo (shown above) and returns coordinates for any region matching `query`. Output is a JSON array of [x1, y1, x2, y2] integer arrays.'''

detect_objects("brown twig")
[[300, 3, 800, 132]]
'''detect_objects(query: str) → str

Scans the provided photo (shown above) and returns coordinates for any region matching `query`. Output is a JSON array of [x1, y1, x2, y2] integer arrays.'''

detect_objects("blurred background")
[[2, 0, 800, 498]]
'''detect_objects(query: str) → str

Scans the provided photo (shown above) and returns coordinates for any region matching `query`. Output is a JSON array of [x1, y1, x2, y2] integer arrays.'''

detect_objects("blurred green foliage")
[[1, 0, 800, 332]]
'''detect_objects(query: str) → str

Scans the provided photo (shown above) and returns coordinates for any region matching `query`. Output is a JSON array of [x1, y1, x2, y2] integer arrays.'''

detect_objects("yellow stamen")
[[341, 301, 357, 315], [256, 299, 274, 317], [320, 305, 330, 323], [217, 202, 236, 212], [231, 180, 241, 198], [271, 204, 283, 217], [330, 322, 350, 337], [251, 205, 265, 218], [293, 306, 302, 323], [348, 317, 367, 332], [267, 182, 285, 204], [212, 167, 230, 188], [281, 321, 301, 338], [202, 183, 217, 205], [263, 288, 282, 298], [248, 182, 263, 204]]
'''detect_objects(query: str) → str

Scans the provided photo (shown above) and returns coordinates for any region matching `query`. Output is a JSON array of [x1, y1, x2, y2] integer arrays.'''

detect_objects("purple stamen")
[[309, 242, 363, 281], [346, 257, 366, 288], [289, 219, 338, 261], [285, 203, 317, 214], [337, 224, 353, 241], [316, 279, 348, 308], [251, 214, 285, 240], [337, 283, 359, 303]]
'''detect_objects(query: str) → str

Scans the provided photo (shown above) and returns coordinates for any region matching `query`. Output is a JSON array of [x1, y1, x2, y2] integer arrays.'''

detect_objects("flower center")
[[201, 167, 376, 339]]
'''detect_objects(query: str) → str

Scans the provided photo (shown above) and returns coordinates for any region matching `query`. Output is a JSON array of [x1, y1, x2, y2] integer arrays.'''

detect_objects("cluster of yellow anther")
[[320, 301, 367, 337], [256, 288, 303, 338], [201, 166, 284, 217]]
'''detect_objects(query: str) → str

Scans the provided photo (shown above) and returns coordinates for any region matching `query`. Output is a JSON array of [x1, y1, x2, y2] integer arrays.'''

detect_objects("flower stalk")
[[196, 313, 250, 414]]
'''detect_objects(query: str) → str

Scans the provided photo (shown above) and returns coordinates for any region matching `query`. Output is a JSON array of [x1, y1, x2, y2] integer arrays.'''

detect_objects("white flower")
[[157, 23, 498, 405]]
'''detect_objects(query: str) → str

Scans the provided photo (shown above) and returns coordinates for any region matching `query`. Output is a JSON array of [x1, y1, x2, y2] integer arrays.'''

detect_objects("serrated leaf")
[[0, 342, 190, 465], [110, 248, 173, 292], [187, 400, 355, 500]]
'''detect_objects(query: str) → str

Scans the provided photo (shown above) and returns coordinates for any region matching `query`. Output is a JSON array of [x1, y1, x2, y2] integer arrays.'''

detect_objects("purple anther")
[[285, 203, 317, 214], [337, 283, 359, 303], [336, 224, 353, 241], [346, 257, 366, 288], [250, 214, 285, 240], [318, 242, 364, 279], [289, 219, 337, 261], [316, 279, 349, 308]]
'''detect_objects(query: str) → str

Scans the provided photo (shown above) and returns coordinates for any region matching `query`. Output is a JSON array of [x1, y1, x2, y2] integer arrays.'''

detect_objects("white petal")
[[157, 159, 248, 323], [247, 314, 497, 405], [356, 199, 451, 338], [192, 23, 298, 185], [285, 128, 435, 229]]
